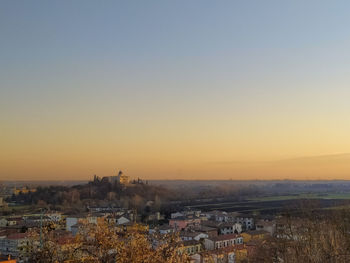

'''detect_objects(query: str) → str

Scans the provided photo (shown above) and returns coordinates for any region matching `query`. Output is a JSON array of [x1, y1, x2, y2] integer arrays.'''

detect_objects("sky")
[[1, 1, 350, 180]]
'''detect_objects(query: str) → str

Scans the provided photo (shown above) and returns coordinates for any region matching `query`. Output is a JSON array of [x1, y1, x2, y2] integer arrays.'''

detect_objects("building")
[[115, 215, 131, 225], [205, 211, 228, 222], [171, 212, 185, 219], [192, 246, 238, 263], [169, 216, 201, 231], [180, 231, 208, 241], [107, 170, 129, 185], [178, 240, 202, 255], [70, 222, 84, 236], [171, 210, 202, 219], [194, 225, 218, 238], [218, 223, 242, 235], [149, 224, 174, 235], [65, 215, 86, 231], [117, 222, 149, 232], [45, 212, 63, 222], [226, 213, 254, 230], [0, 233, 28, 258], [204, 234, 243, 251], [23, 215, 51, 225], [255, 219, 276, 235], [0, 218, 22, 227]]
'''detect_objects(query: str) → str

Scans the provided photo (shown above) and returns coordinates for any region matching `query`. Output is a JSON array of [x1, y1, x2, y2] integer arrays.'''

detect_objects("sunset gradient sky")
[[2, 1, 350, 180]]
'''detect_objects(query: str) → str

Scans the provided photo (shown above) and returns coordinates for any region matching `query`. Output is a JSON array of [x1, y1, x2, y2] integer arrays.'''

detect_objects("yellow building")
[[117, 171, 129, 184], [194, 245, 247, 263], [117, 222, 149, 233], [13, 187, 36, 195], [107, 170, 129, 185], [178, 240, 202, 255]]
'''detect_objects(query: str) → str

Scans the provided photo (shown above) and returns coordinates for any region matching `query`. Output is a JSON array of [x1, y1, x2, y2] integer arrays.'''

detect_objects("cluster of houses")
[[0, 206, 277, 263], [147, 209, 276, 262]]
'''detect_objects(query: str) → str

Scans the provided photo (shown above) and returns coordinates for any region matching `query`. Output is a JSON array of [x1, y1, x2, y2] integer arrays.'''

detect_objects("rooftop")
[[7, 233, 28, 240], [210, 234, 241, 242]]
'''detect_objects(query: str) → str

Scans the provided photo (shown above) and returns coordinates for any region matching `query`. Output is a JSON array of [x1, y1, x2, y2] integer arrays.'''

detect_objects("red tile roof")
[[7, 233, 28, 240]]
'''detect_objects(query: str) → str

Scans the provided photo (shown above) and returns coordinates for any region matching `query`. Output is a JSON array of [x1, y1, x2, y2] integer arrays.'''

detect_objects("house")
[[66, 213, 108, 232], [65, 215, 86, 231], [172, 210, 202, 219], [191, 246, 237, 263], [23, 215, 51, 225], [88, 206, 122, 213], [202, 220, 242, 235], [46, 212, 63, 222], [180, 231, 208, 241], [0, 229, 18, 239], [255, 219, 276, 235], [194, 225, 218, 238], [0, 218, 22, 227], [193, 245, 247, 263], [204, 234, 243, 251], [205, 211, 228, 222], [226, 212, 254, 230], [116, 216, 130, 225], [178, 240, 202, 255], [117, 222, 149, 232], [241, 230, 269, 242], [171, 212, 185, 219], [0, 233, 28, 258], [218, 223, 242, 235], [70, 222, 85, 236], [149, 224, 174, 235], [0, 219, 8, 227], [169, 216, 201, 231]]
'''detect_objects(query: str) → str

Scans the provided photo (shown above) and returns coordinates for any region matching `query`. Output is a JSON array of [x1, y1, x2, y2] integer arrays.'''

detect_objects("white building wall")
[[66, 217, 78, 231]]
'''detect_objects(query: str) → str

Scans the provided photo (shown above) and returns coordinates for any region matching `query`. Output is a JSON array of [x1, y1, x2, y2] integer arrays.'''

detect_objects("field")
[[185, 192, 350, 215], [247, 192, 350, 201]]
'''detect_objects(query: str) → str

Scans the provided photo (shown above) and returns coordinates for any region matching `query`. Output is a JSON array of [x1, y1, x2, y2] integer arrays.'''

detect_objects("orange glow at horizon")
[[2, 1, 350, 181]]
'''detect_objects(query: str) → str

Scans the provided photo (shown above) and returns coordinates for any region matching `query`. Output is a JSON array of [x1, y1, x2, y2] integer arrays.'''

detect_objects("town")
[[1, 172, 349, 262], [3, 1, 350, 262]]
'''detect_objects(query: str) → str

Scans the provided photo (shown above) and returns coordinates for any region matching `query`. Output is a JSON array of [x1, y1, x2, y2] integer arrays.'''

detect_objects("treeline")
[[7, 177, 175, 214], [8, 185, 69, 206], [8, 178, 267, 209]]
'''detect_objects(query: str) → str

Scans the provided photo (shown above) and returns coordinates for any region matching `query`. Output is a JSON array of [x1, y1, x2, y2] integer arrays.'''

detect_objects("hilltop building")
[[107, 170, 129, 185]]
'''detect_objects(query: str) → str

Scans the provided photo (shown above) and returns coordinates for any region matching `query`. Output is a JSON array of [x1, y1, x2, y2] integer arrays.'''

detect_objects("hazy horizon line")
[[207, 152, 350, 165]]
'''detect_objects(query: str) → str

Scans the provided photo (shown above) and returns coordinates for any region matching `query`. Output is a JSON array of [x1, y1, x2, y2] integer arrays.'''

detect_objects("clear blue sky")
[[2, 1, 350, 180]]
